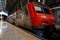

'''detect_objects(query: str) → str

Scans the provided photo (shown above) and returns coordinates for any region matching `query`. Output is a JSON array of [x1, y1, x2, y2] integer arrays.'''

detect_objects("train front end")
[[28, 2, 56, 37]]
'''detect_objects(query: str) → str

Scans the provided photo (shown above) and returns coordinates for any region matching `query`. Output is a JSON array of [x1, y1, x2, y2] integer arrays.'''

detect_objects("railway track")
[[18, 26, 47, 40], [16, 25, 60, 40]]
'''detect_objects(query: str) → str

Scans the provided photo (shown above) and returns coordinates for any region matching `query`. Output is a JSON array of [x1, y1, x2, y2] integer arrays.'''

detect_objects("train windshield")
[[34, 4, 50, 14], [34, 4, 43, 13]]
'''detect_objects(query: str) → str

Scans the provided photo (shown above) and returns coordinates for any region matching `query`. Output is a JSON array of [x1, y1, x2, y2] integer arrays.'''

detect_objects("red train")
[[7, 2, 56, 37]]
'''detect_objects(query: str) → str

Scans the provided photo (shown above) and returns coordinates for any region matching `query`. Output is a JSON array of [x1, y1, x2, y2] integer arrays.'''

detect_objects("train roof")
[[28, 2, 49, 7]]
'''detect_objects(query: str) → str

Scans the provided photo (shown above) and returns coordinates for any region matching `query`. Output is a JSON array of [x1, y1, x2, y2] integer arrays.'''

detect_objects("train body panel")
[[23, 14, 32, 29], [28, 2, 55, 27], [16, 9, 32, 29]]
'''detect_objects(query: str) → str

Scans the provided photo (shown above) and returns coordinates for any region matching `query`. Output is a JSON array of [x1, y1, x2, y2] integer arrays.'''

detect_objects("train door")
[[22, 5, 32, 29], [16, 10, 24, 26]]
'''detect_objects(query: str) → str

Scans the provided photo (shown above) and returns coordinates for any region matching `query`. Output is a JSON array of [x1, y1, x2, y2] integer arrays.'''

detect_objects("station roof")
[[6, 0, 17, 11], [5, 0, 60, 15]]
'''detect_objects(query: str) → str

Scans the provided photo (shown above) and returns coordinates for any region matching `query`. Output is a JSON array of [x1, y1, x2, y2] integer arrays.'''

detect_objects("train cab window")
[[34, 4, 43, 13], [34, 4, 50, 14], [43, 7, 50, 14]]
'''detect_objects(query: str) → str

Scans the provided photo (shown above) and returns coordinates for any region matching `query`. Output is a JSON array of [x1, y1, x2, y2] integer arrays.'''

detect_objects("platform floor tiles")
[[0, 21, 41, 40]]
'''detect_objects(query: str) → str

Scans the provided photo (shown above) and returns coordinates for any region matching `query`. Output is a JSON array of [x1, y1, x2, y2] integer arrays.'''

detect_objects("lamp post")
[[1, 12, 2, 27], [38, 0, 40, 2], [38, 0, 46, 4]]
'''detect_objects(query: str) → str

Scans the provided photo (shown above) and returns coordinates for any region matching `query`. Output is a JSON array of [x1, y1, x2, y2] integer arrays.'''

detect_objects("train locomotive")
[[7, 2, 56, 37]]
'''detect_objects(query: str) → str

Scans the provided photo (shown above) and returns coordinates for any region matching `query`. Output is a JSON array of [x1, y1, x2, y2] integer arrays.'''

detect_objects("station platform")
[[0, 21, 45, 40]]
